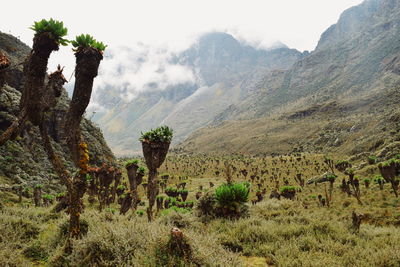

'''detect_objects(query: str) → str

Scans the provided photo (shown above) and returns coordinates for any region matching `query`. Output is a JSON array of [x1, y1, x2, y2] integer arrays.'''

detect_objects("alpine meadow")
[[1, 0, 400, 266]]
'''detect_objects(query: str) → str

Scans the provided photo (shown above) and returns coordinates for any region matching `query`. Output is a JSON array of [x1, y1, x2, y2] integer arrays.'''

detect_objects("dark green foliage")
[[137, 166, 146, 175], [30, 18, 68, 45], [139, 126, 173, 143], [71, 34, 107, 51], [136, 210, 145, 216]]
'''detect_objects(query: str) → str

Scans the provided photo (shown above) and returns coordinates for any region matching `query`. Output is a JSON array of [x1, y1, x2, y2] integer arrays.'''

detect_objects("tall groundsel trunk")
[[23, 32, 59, 125], [65, 47, 102, 164], [64, 47, 102, 238], [68, 142, 89, 238]]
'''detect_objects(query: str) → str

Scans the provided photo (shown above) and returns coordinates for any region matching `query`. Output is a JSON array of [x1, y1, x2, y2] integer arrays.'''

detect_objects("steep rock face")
[[179, 0, 400, 155], [0, 31, 115, 188], [94, 32, 302, 155]]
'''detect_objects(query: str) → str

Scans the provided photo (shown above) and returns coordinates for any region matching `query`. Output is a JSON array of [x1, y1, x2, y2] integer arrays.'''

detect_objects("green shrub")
[[139, 126, 173, 143], [30, 18, 68, 45], [215, 183, 249, 207], [214, 183, 250, 219], [136, 210, 145, 216]]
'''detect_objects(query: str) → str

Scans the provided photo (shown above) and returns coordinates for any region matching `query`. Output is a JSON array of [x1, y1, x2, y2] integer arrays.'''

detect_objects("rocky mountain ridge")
[[178, 0, 400, 156]]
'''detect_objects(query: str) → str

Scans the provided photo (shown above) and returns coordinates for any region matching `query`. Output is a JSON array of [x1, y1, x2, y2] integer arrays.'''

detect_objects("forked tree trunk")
[[146, 169, 159, 221], [0, 33, 59, 145]]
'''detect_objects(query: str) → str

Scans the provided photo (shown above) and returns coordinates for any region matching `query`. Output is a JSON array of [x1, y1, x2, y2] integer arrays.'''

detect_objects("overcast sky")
[[1, 0, 363, 105]]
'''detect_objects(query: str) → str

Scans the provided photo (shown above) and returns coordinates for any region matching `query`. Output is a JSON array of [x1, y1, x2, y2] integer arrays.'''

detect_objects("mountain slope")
[[179, 0, 400, 156], [93, 32, 302, 155]]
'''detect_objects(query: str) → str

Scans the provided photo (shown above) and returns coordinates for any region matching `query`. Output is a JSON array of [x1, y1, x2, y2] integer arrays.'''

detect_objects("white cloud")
[[1, 0, 364, 111], [87, 44, 195, 111]]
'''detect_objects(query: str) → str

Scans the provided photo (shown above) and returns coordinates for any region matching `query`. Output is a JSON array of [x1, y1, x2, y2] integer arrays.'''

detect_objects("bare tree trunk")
[[147, 169, 158, 222], [68, 175, 87, 238], [64, 47, 102, 164], [22, 33, 59, 126]]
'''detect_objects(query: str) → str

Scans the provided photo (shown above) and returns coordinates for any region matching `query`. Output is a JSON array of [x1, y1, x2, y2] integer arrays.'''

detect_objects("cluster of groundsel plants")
[[139, 126, 173, 143], [30, 18, 69, 45], [30, 18, 107, 52], [71, 34, 107, 52]]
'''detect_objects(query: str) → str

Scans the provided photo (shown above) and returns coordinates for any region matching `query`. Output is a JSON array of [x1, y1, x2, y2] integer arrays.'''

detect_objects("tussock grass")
[[1, 199, 400, 266], [2, 153, 400, 266]]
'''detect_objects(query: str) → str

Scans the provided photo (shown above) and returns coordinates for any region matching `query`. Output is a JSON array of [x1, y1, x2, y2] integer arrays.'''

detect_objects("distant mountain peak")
[[198, 32, 237, 42], [266, 41, 289, 51]]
